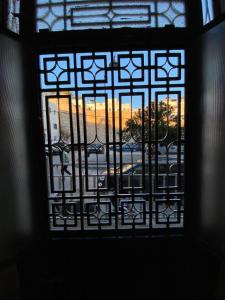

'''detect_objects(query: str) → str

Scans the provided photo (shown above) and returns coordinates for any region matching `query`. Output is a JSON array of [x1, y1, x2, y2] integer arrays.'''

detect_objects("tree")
[[122, 101, 178, 145], [61, 127, 71, 141]]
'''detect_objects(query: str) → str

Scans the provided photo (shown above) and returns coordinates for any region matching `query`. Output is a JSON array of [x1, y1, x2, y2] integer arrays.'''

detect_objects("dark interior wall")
[[199, 21, 225, 255], [0, 33, 32, 263], [0, 31, 47, 299], [188, 20, 225, 300]]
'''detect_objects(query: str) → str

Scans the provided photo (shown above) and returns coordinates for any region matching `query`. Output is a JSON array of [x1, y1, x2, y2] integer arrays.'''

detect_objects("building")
[[42, 98, 59, 143], [45, 92, 137, 143], [44, 92, 184, 143]]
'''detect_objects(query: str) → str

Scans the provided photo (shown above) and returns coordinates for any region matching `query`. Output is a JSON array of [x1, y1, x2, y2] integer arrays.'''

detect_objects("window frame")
[[19, 0, 204, 239]]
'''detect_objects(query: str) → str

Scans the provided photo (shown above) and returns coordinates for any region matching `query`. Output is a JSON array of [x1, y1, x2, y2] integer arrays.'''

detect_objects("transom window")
[[36, 0, 187, 32]]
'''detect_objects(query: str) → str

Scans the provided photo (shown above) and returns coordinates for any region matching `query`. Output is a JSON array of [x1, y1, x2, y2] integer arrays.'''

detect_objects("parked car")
[[113, 143, 142, 152], [97, 160, 184, 190], [147, 143, 184, 155], [87, 144, 105, 155], [169, 143, 184, 153], [145, 144, 166, 155], [97, 163, 139, 189], [45, 144, 68, 156]]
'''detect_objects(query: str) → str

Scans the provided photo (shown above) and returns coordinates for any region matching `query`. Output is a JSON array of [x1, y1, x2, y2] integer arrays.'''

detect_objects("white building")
[[42, 95, 60, 144]]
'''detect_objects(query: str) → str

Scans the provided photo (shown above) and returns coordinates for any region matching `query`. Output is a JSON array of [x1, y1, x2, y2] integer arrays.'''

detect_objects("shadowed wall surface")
[[197, 19, 225, 300], [0, 33, 33, 299], [200, 20, 225, 255]]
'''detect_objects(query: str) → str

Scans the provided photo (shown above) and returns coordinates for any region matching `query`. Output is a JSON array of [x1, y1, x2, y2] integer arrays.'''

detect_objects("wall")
[[0, 33, 33, 298], [199, 21, 225, 254], [197, 20, 225, 300]]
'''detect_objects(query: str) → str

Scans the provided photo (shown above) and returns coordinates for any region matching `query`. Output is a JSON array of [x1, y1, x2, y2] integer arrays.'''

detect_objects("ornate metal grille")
[[36, 0, 186, 32], [39, 49, 185, 234]]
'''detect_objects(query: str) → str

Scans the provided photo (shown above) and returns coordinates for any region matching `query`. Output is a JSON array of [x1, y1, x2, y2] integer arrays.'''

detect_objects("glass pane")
[[201, 0, 214, 24], [7, 0, 20, 34], [36, 0, 186, 32]]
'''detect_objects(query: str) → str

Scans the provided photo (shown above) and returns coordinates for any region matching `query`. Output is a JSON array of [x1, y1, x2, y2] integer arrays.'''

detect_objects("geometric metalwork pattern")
[[120, 200, 146, 225], [36, 0, 186, 32], [51, 202, 77, 228], [86, 201, 112, 226], [39, 49, 185, 234], [155, 198, 182, 225]]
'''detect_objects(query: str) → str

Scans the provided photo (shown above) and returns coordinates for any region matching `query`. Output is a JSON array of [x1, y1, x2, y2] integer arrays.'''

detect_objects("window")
[[39, 49, 185, 233], [6, 0, 20, 34], [36, 0, 186, 32], [201, 0, 214, 24], [201, 0, 225, 25]]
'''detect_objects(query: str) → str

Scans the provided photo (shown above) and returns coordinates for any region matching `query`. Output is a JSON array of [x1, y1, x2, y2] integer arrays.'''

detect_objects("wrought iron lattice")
[[36, 0, 186, 32], [39, 49, 185, 234]]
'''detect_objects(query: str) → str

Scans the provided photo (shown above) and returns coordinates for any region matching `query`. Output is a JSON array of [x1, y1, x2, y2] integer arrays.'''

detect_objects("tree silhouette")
[[122, 101, 178, 145]]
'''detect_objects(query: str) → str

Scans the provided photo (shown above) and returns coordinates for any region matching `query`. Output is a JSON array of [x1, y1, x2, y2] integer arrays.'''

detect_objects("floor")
[[18, 237, 224, 300]]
